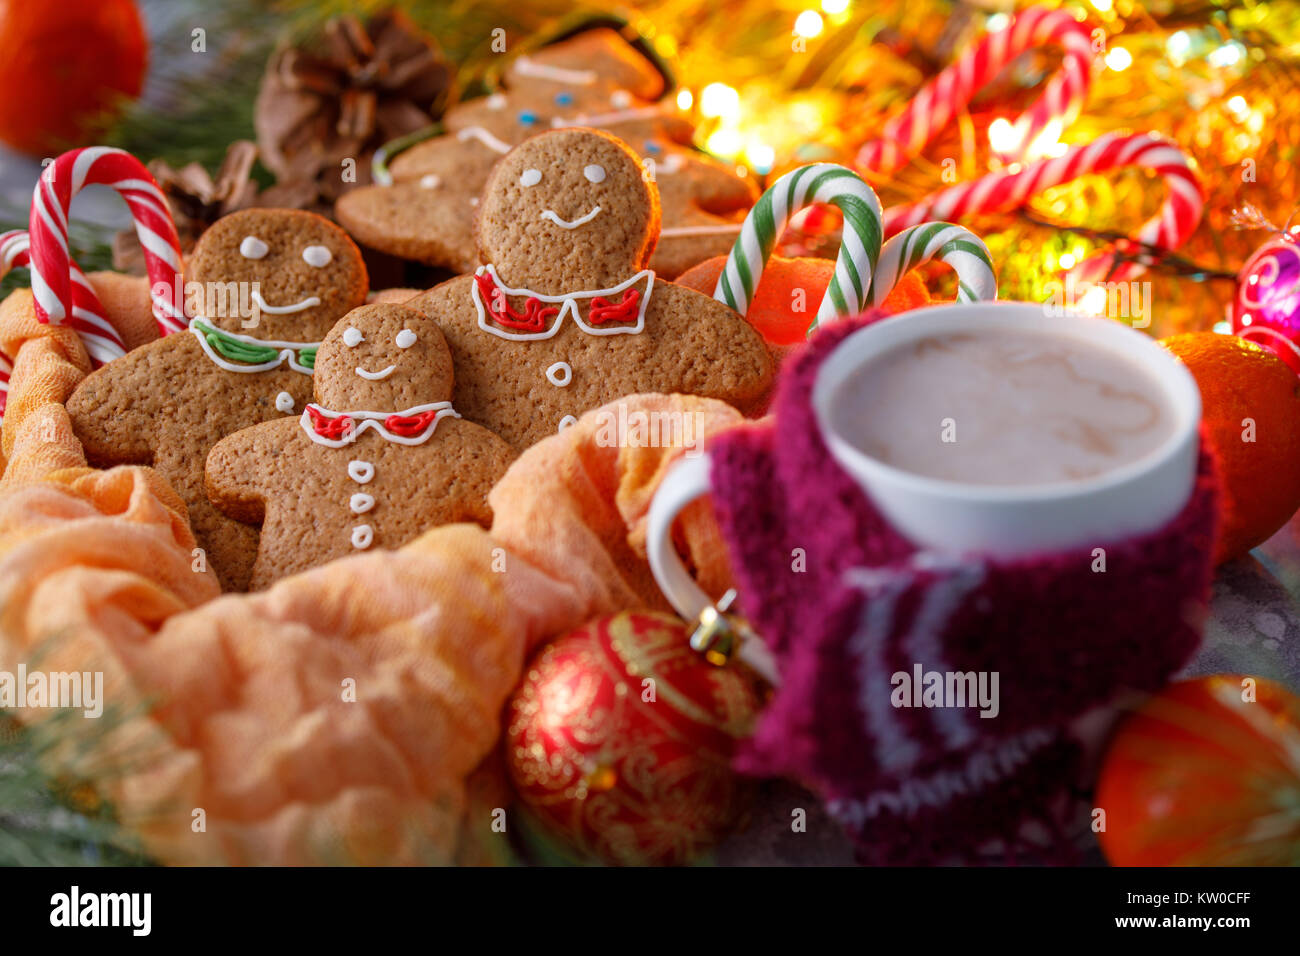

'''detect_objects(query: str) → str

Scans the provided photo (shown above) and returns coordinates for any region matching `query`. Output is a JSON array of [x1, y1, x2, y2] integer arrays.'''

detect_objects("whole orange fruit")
[[1095, 675, 1300, 866], [675, 254, 931, 345], [0, 1, 148, 156], [1161, 331, 1300, 562]]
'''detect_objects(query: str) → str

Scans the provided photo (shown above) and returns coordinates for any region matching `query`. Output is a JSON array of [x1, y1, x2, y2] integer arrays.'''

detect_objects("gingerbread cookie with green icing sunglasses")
[[403, 127, 773, 450], [206, 303, 513, 590], [335, 28, 756, 280], [66, 208, 368, 592]]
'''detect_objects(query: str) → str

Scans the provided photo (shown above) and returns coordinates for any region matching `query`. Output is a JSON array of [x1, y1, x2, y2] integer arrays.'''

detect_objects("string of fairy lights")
[[619, 0, 1289, 331]]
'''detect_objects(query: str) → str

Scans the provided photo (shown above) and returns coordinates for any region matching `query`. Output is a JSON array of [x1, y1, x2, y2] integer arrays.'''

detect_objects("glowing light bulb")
[[988, 117, 1021, 156], [795, 11, 824, 38], [1059, 252, 1077, 269], [1167, 31, 1191, 63], [987, 13, 1010, 31], [1227, 95, 1249, 119], [748, 143, 776, 173], [1025, 118, 1065, 161], [1105, 47, 1132, 71], [1079, 285, 1109, 315], [1092, 0, 1113, 11], [1208, 42, 1244, 68], [676, 89, 694, 111], [822, 0, 850, 12], [699, 83, 740, 119], [707, 128, 742, 157]]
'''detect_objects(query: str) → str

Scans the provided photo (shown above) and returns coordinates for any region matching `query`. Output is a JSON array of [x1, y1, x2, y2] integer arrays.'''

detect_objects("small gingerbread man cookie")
[[67, 209, 369, 591], [402, 127, 773, 450], [205, 303, 513, 589], [335, 28, 755, 278]]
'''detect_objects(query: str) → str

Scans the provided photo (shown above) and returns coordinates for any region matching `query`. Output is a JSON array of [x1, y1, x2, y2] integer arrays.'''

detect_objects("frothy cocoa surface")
[[830, 330, 1175, 485]]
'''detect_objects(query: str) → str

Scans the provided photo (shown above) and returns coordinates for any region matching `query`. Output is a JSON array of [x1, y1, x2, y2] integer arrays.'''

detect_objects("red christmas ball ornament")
[[505, 610, 764, 866], [1232, 231, 1300, 377]]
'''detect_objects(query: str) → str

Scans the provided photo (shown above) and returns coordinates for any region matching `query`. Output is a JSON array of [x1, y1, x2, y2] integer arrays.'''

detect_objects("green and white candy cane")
[[714, 164, 882, 335], [867, 221, 997, 307], [714, 163, 998, 335]]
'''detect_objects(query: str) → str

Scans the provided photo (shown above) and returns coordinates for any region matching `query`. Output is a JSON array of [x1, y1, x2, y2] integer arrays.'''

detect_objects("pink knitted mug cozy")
[[706, 312, 1220, 865]]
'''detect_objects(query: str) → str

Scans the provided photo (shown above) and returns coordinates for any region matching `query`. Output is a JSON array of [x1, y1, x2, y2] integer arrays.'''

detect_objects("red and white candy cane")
[[29, 147, 187, 340], [1, 229, 123, 364], [857, 6, 1095, 175], [1, 228, 124, 420], [882, 131, 1204, 283]]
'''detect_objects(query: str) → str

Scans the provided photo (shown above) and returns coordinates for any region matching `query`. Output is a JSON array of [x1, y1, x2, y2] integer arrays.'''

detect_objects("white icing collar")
[[300, 401, 460, 448], [471, 264, 655, 341]]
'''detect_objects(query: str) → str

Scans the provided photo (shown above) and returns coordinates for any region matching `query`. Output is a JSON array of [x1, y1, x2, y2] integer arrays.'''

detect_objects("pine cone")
[[253, 9, 454, 207], [112, 140, 262, 274]]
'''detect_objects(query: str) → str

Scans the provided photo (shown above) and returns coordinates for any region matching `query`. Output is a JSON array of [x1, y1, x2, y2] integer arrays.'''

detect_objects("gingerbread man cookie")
[[335, 28, 755, 278], [66, 209, 369, 591], [402, 127, 773, 450], [205, 303, 513, 590]]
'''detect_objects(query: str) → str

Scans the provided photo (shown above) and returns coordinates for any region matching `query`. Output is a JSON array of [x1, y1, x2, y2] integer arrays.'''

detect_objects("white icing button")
[[520, 168, 542, 187], [469, 197, 479, 207], [419, 174, 441, 189], [610, 90, 633, 108], [486, 93, 507, 110], [343, 326, 364, 347], [558, 415, 578, 432], [348, 460, 375, 484], [350, 493, 375, 515], [274, 391, 294, 413], [396, 329, 417, 348], [303, 245, 332, 268], [584, 164, 606, 183], [546, 361, 573, 387], [239, 236, 268, 260], [351, 524, 374, 550]]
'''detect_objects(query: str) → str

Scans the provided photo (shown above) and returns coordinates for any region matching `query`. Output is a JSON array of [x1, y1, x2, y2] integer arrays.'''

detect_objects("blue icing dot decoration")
[[645, 140, 663, 154], [519, 111, 538, 125], [554, 92, 574, 106]]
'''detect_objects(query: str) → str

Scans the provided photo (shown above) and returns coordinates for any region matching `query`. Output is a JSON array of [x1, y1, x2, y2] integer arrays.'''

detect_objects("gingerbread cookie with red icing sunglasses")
[[66, 209, 369, 592], [205, 303, 513, 590], [335, 28, 756, 279], [402, 127, 773, 450]]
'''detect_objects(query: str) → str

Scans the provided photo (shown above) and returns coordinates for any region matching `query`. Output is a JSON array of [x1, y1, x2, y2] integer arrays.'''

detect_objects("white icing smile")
[[541, 206, 602, 229], [355, 364, 397, 381], [253, 290, 321, 314]]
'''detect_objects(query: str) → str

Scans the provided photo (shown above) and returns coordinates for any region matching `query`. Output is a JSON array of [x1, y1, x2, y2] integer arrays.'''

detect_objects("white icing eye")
[[239, 236, 268, 260], [520, 168, 542, 187], [343, 327, 364, 347], [610, 90, 633, 108], [303, 245, 333, 268], [584, 164, 606, 183], [396, 329, 417, 348]]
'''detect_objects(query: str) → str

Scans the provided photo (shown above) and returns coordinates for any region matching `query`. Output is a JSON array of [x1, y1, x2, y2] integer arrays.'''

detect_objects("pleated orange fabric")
[[0, 284, 739, 863]]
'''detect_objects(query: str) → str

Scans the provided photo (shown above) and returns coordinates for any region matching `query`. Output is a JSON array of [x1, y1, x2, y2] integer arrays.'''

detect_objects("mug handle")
[[647, 453, 780, 685]]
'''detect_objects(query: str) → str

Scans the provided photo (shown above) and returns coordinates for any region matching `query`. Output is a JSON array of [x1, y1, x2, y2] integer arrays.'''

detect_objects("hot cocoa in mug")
[[810, 302, 1201, 558]]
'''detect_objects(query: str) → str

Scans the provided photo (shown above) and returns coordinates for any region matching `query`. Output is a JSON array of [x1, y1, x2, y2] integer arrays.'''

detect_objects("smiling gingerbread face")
[[313, 304, 454, 410], [475, 128, 660, 294], [188, 209, 368, 340]]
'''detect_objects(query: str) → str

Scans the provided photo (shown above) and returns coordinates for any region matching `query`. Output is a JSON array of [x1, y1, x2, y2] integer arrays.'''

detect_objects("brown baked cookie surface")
[[335, 28, 754, 279], [402, 127, 772, 450], [66, 209, 369, 592], [205, 303, 514, 590]]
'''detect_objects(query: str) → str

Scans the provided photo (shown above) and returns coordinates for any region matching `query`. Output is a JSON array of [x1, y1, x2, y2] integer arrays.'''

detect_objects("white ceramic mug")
[[648, 302, 1202, 639]]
